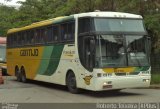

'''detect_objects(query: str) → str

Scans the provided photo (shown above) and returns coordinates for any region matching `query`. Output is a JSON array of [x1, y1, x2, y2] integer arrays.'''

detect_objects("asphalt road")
[[0, 76, 160, 103]]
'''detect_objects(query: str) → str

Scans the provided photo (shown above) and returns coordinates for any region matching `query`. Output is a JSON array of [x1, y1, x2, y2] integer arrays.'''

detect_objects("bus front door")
[[78, 36, 95, 88]]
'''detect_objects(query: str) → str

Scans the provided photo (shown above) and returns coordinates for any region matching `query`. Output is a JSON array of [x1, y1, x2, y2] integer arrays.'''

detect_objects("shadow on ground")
[[2, 76, 144, 98], [20, 79, 144, 98]]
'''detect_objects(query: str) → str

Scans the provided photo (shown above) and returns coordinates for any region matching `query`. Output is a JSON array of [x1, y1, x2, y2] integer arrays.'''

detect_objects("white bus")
[[7, 12, 151, 93]]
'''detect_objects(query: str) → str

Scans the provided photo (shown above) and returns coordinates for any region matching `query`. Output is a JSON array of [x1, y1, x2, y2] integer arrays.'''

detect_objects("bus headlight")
[[103, 81, 112, 89], [143, 79, 150, 82], [103, 82, 107, 85], [103, 81, 112, 85]]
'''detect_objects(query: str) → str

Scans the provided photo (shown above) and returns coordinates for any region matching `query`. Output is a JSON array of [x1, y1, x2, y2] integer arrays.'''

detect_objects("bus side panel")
[[7, 47, 44, 79], [34, 44, 65, 83]]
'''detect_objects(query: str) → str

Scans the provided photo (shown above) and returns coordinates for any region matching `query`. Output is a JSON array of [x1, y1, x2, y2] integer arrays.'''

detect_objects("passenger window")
[[53, 26, 59, 42], [13, 34, 17, 47], [61, 23, 68, 41], [61, 22, 75, 42], [47, 26, 53, 43], [68, 22, 75, 41], [35, 29, 41, 44]]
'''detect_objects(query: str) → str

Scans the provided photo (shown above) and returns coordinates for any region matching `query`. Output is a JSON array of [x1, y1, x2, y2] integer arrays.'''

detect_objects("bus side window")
[[68, 22, 75, 41], [23, 32, 27, 46], [44, 29, 47, 43], [53, 26, 59, 42], [40, 29, 45, 44], [20, 32, 24, 46], [37, 29, 41, 44], [34, 29, 42, 44], [17, 33, 19, 46], [18, 32, 22, 46], [26, 31, 30, 45], [61, 22, 75, 42], [13, 34, 17, 47], [34, 30, 37, 44], [47, 26, 53, 43], [61, 23, 68, 41]]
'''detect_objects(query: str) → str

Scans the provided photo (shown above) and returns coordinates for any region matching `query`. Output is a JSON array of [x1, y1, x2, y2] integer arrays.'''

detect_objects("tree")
[[0, 5, 17, 36]]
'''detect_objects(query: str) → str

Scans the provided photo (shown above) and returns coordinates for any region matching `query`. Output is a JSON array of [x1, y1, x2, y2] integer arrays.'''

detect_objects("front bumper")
[[93, 75, 151, 91]]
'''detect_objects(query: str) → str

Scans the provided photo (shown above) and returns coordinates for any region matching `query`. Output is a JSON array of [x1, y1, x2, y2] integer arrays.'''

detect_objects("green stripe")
[[37, 46, 54, 75], [38, 45, 64, 76], [37, 45, 64, 76], [44, 45, 64, 76], [141, 66, 150, 71], [135, 66, 150, 72]]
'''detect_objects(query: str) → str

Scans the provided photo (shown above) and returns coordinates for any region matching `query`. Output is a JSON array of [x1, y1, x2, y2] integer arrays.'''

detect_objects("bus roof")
[[74, 11, 142, 19], [7, 11, 142, 34], [7, 16, 74, 34], [0, 37, 6, 44]]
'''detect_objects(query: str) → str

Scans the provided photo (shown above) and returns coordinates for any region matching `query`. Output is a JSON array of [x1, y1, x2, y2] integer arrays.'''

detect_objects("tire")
[[21, 67, 27, 83], [66, 72, 80, 94], [15, 67, 21, 82]]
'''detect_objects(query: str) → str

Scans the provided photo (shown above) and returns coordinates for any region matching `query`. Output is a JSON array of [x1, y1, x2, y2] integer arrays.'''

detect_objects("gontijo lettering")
[[20, 49, 38, 56]]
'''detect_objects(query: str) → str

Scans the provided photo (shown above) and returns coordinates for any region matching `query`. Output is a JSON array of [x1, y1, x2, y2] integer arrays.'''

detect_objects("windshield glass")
[[95, 35, 149, 68], [126, 35, 149, 66], [94, 18, 146, 33], [0, 45, 6, 62], [95, 35, 126, 67]]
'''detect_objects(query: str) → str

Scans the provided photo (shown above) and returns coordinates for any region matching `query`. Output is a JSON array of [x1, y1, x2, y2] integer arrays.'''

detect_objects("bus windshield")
[[78, 18, 146, 34], [94, 18, 145, 33], [95, 35, 149, 68], [0, 45, 6, 62]]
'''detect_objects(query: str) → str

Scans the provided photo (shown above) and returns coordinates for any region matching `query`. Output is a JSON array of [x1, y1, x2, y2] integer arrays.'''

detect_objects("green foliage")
[[151, 74, 160, 84], [0, 5, 18, 36]]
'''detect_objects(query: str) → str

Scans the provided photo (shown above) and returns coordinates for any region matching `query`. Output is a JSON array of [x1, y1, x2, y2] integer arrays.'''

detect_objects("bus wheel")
[[15, 67, 21, 82], [21, 67, 27, 83], [66, 71, 80, 94]]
